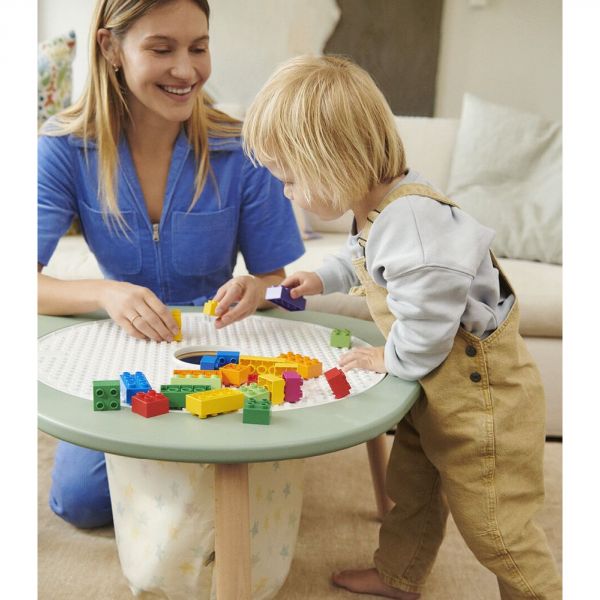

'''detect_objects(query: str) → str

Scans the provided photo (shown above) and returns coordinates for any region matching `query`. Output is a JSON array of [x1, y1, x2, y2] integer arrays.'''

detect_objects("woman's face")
[[116, 0, 211, 125]]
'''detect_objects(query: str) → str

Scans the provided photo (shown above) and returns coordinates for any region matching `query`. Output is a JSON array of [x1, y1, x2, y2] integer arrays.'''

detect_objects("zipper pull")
[[152, 223, 160, 242]]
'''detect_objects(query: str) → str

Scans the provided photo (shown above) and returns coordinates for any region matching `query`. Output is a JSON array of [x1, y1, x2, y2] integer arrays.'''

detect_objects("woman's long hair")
[[40, 0, 240, 229]]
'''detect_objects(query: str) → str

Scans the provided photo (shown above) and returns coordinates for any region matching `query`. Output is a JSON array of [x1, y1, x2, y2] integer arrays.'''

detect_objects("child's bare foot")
[[331, 568, 420, 599]]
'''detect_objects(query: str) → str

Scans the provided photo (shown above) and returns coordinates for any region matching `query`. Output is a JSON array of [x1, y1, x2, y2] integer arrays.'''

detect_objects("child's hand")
[[99, 280, 179, 342], [213, 275, 263, 329], [281, 271, 324, 298], [339, 346, 387, 373]]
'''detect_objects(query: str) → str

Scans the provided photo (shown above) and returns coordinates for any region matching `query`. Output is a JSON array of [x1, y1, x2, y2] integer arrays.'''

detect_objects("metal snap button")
[[465, 345, 477, 357], [470, 372, 482, 383]]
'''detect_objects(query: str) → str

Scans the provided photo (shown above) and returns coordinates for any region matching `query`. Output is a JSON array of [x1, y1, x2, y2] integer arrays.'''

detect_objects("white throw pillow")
[[446, 94, 562, 264]]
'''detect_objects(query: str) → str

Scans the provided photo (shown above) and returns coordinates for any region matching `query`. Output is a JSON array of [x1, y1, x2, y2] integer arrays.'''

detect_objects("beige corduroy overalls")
[[351, 184, 561, 599]]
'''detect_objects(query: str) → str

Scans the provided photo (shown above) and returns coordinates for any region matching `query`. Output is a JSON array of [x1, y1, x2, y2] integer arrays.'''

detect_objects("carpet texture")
[[38, 431, 562, 599]]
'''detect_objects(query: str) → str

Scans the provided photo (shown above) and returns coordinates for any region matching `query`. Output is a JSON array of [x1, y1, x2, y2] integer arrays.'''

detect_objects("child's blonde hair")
[[243, 55, 406, 210], [40, 0, 240, 229]]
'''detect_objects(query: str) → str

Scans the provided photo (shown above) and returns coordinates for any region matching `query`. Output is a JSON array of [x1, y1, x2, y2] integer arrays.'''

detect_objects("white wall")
[[435, 0, 562, 120]]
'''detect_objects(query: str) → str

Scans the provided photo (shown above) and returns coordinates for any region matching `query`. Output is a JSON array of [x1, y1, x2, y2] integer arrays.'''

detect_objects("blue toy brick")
[[120, 371, 151, 405], [215, 351, 240, 368], [265, 286, 306, 311], [200, 355, 218, 370]]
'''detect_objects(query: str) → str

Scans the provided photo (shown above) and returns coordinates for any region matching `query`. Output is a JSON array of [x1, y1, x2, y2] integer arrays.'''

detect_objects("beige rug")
[[38, 432, 562, 599]]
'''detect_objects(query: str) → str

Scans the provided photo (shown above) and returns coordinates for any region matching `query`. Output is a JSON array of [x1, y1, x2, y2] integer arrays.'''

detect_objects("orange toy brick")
[[278, 352, 322, 379], [220, 363, 251, 386], [324, 367, 351, 399], [131, 390, 170, 418]]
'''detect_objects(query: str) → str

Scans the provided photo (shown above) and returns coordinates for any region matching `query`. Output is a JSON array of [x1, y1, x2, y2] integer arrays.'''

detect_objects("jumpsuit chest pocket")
[[79, 206, 142, 275], [170, 207, 236, 276]]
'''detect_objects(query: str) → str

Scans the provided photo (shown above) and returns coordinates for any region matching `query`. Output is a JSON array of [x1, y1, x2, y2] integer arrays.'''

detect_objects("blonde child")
[[242, 55, 561, 599]]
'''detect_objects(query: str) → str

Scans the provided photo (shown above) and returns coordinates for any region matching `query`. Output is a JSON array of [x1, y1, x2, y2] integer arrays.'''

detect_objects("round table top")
[[38, 309, 419, 463]]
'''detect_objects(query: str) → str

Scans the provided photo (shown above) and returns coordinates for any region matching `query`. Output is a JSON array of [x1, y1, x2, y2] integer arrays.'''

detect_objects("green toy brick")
[[170, 375, 222, 389], [243, 398, 271, 425], [93, 380, 121, 411], [239, 383, 270, 403], [160, 384, 211, 409], [330, 328, 352, 349]]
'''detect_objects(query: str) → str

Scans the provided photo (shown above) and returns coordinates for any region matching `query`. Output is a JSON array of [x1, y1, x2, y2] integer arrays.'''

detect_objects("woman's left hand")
[[338, 346, 387, 373], [213, 275, 264, 329]]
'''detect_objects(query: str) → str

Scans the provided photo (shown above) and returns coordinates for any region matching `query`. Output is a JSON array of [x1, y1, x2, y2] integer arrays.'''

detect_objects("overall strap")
[[357, 183, 458, 250]]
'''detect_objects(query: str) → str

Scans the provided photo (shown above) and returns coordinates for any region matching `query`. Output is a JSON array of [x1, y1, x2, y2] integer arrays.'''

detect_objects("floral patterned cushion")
[[38, 31, 76, 127]]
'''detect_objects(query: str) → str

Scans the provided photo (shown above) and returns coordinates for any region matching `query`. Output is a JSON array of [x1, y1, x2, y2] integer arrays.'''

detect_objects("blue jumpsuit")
[[38, 128, 304, 527]]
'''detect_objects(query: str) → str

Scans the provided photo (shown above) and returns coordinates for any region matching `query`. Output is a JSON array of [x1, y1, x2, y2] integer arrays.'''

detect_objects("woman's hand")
[[99, 280, 179, 342], [338, 346, 387, 374], [280, 271, 324, 298], [213, 275, 265, 329]]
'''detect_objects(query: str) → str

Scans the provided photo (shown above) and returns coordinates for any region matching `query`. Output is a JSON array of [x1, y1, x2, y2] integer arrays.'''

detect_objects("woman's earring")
[[113, 64, 120, 73]]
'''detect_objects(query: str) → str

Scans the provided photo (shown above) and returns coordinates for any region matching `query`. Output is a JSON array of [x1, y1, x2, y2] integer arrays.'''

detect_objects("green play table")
[[38, 308, 419, 600]]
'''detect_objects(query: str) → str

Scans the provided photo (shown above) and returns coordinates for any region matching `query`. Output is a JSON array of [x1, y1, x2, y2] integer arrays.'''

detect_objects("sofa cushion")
[[446, 94, 562, 265]]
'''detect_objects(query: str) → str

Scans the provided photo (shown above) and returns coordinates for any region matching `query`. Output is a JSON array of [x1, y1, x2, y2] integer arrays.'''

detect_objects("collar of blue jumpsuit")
[[68, 128, 246, 307]]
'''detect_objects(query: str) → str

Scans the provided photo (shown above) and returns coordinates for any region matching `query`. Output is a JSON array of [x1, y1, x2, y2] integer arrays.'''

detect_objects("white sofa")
[[43, 116, 562, 436]]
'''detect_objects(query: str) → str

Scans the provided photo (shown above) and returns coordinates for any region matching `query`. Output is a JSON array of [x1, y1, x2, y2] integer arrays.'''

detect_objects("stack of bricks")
[[282, 371, 303, 403], [324, 367, 351, 399]]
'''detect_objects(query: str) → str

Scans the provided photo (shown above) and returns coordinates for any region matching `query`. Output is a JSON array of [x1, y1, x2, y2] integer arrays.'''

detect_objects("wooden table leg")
[[214, 463, 251, 600], [366, 434, 394, 521]]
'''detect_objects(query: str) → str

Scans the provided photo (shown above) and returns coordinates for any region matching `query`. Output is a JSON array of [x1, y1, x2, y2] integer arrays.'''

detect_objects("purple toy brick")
[[265, 286, 306, 311], [283, 370, 303, 403]]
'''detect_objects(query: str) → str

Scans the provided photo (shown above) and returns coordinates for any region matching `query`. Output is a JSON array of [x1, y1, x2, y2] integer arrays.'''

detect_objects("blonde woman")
[[38, 0, 303, 529], [243, 55, 561, 599]]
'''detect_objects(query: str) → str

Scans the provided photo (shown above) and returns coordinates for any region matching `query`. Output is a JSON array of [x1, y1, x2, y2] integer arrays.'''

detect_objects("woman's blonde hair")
[[243, 54, 406, 210], [40, 0, 240, 229]]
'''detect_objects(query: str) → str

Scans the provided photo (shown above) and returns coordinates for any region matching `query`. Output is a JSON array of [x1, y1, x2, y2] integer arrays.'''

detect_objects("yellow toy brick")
[[220, 363, 250, 386], [239, 355, 282, 375], [203, 299, 218, 316], [273, 362, 299, 376], [257, 373, 285, 405], [170, 309, 182, 341], [185, 388, 244, 419], [173, 369, 222, 380], [278, 352, 322, 379]]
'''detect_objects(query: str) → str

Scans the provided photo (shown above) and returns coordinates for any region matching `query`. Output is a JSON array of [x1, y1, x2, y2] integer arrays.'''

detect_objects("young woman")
[[38, 0, 304, 529]]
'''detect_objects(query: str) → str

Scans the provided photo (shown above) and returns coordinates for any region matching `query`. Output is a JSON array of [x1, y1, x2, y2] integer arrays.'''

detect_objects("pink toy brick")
[[282, 370, 303, 403], [324, 367, 351, 399], [131, 390, 170, 418]]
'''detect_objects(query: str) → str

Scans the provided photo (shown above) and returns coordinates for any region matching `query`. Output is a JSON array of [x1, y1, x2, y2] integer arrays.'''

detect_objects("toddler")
[[242, 55, 561, 599]]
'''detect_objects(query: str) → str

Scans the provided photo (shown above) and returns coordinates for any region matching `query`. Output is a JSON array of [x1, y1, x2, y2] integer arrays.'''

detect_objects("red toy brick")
[[324, 367, 351, 399], [131, 390, 170, 418]]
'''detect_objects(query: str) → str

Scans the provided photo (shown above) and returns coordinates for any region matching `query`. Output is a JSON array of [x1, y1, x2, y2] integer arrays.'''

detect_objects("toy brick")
[[171, 374, 222, 389], [324, 367, 351, 399], [273, 362, 299, 375], [160, 384, 211, 409], [220, 363, 250, 386], [173, 369, 222, 379], [120, 371, 151, 405], [203, 299, 218, 316], [186, 388, 244, 419], [239, 355, 282, 375], [170, 309, 182, 342], [282, 370, 303, 403], [215, 351, 240, 368], [239, 383, 270, 403], [258, 373, 285, 405], [330, 328, 352, 349], [278, 352, 322, 379], [243, 398, 271, 425], [131, 390, 170, 418], [265, 285, 306, 311], [200, 355, 219, 370], [92, 380, 121, 411]]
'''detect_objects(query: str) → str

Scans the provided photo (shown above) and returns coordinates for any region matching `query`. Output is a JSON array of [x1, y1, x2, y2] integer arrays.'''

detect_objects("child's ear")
[[97, 29, 121, 68]]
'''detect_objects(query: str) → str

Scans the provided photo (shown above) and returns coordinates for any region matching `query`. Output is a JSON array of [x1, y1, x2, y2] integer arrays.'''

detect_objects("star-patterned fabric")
[[106, 454, 304, 599]]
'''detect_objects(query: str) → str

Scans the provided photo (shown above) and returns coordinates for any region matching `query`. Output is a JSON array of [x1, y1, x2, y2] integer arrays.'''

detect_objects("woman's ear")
[[97, 28, 121, 69]]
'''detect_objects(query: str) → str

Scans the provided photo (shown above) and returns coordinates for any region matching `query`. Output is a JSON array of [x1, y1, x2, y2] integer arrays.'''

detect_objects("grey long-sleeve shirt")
[[315, 170, 515, 381]]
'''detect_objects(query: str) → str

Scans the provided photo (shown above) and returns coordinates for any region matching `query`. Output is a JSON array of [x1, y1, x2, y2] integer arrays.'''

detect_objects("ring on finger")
[[130, 314, 143, 327]]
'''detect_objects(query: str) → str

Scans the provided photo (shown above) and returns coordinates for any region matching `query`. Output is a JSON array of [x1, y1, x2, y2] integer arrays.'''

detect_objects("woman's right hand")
[[98, 280, 179, 342], [280, 271, 324, 298]]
